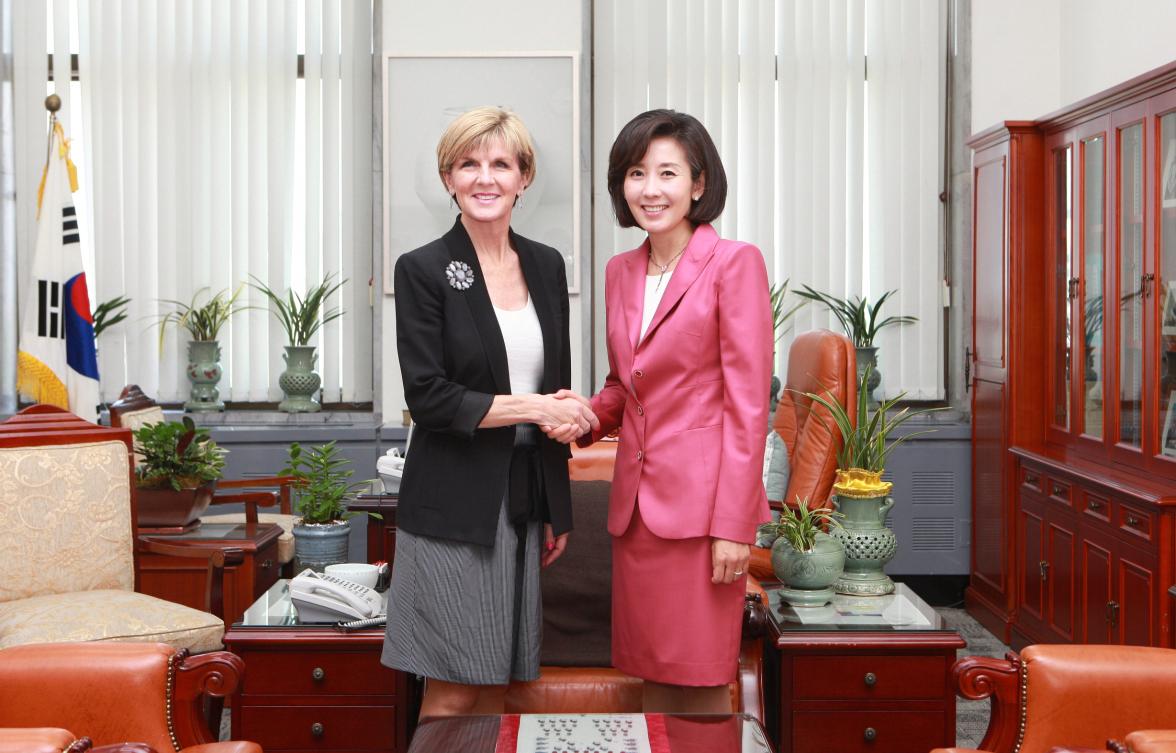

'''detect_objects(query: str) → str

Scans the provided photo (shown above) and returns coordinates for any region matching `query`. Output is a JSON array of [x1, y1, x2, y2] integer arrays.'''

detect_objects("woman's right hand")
[[535, 391, 599, 442]]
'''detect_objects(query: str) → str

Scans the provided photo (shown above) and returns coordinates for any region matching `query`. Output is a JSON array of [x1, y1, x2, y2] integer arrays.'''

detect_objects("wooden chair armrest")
[[209, 491, 279, 524], [737, 633, 765, 725], [953, 652, 1023, 753], [172, 651, 245, 747], [216, 476, 298, 515]]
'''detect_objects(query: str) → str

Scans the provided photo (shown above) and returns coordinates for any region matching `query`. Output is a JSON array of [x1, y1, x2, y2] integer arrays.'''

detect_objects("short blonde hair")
[[436, 106, 537, 190]]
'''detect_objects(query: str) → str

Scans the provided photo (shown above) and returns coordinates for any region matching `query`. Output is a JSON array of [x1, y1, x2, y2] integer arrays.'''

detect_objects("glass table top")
[[764, 582, 949, 632], [141, 522, 273, 541], [234, 579, 388, 628]]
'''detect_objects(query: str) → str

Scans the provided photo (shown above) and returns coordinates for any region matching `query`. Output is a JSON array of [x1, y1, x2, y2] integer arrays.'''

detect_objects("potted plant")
[[767, 500, 845, 607], [133, 416, 226, 531], [156, 287, 245, 412], [250, 274, 346, 413], [804, 364, 944, 595], [281, 440, 377, 571], [793, 285, 916, 405]]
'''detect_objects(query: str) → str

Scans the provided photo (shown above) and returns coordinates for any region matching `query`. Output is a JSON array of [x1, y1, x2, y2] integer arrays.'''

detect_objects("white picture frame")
[[382, 52, 581, 294], [1163, 280, 1176, 337], [1162, 138, 1176, 209], [1162, 391, 1176, 459]]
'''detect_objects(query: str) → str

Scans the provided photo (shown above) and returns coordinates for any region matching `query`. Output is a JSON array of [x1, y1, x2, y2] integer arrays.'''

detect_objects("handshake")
[[536, 389, 599, 445]]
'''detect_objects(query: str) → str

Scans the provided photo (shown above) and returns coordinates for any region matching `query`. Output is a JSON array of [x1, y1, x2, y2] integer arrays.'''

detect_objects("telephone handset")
[[290, 568, 385, 622]]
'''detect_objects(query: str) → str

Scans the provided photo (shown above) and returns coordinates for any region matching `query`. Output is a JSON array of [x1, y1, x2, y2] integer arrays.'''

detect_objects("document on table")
[[500, 713, 656, 753]]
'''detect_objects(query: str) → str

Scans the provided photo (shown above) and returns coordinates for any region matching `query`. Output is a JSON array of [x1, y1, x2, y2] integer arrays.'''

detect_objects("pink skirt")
[[611, 504, 747, 686]]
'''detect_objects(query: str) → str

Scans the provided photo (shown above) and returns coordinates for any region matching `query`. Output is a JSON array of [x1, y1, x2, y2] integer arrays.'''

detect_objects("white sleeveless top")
[[493, 295, 544, 395], [640, 271, 673, 340]]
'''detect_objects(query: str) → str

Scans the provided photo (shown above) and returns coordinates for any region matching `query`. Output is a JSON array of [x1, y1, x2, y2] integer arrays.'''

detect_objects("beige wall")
[[380, 1, 585, 423], [972, 0, 1176, 134]]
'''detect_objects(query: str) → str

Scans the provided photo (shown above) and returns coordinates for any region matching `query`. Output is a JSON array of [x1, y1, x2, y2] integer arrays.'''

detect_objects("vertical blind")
[[15, 0, 373, 405], [593, 0, 944, 399]]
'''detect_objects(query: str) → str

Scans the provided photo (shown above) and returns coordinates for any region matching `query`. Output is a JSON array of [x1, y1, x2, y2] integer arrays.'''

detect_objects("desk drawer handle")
[[1052, 484, 1067, 497], [864, 727, 877, 742], [311, 723, 324, 738], [259, 558, 274, 570], [1125, 514, 1141, 528], [1087, 499, 1104, 512], [1025, 473, 1040, 486], [311, 667, 325, 682], [863, 672, 877, 687]]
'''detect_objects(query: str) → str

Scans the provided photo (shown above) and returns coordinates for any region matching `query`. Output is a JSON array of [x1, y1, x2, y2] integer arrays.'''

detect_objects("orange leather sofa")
[[450, 440, 767, 719], [749, 329, 856, 580], [0, 641, 259, 753], [931, 644, 1176, 753]]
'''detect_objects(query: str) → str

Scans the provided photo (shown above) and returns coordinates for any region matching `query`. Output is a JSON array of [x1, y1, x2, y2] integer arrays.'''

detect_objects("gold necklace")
[[650, 246, 686, 291]]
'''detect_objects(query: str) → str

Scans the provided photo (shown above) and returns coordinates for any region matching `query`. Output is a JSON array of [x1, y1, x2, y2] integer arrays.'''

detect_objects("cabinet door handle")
[[864, 727, 877, 742], [311, 667, 325, 681], [259, 558, 274, 570], [1087, 499, 1104, 512], [1052, 484, 1067, 497], [863, 672, 877, 687], [1039, 560, 1050, 581], [1142, 272, 1156, 297], [1125, 514, 1141, 528], [1107, 600, 1120, 627], [311, 723, 324, 738]]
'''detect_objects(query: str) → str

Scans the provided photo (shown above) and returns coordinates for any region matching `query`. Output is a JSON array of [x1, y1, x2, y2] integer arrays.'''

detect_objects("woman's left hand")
[[711, 538, 750, 584], [542, 524, 569, 568]]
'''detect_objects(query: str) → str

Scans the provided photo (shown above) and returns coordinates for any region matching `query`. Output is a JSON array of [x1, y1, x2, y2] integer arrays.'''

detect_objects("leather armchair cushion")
[[1126, 731, 1176, 753], [538, 479, 612, 667], [0, 590, 223, 651], [200, 512, 296, 564]]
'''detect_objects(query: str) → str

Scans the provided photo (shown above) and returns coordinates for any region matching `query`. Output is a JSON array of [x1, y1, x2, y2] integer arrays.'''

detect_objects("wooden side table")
[[137, 521, 282, 627], [225, 580, 415, 753], [351, 493, 400, 564], [763, 584, 965, 753]]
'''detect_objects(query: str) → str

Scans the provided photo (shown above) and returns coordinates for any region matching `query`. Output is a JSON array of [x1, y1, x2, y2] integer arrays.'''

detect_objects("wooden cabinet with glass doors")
[[969, 62, 1176, 649]]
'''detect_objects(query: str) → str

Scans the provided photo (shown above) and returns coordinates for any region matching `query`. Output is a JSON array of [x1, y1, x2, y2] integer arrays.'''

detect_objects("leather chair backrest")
[[1019, 644, 1176, 753], [772, 329, 856, 508], [0, 642, 175, 753]]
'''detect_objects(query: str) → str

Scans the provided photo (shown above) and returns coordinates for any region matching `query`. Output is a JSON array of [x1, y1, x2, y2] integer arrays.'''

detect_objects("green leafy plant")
[[155, 287, 245, 350], [250, 274, 346, 347], [92, 295, 131, 339], [768, 500, 844, 553], [769, 279, 807, 343], [133, 416, 226, 491], [793, 285, 916, 347], [803, 364, 946, 472], [281, 441, 378, 524]]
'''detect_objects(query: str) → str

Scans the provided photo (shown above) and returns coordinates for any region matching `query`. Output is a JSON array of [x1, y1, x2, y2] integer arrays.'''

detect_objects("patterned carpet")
[[940, 607, 1010, 749], [219, 607, 1011, 749]]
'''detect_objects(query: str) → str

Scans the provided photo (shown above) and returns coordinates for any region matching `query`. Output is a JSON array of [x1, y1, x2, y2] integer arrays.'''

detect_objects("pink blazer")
[[583, 223, 772, 543]]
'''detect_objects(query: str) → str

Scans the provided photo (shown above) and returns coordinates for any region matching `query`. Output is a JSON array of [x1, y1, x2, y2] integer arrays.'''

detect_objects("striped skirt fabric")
[[380, 496, 542, 685]]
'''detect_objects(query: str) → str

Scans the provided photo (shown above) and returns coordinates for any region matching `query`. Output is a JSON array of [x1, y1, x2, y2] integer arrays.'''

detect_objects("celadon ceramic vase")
[[855, 346, 881, 407], [279, 345, 322, 413], [830, 468, 898, 596], [184, 340, 224, 412], [770, 531, 846, 607]]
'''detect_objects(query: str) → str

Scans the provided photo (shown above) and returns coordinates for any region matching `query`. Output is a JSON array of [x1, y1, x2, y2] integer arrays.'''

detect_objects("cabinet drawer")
[[1117, 503, 1153, 543], [239, 705, 397, 750], [1082, 493, 1112, 523], [240, 649, 399, 696], [792, 710, 946, 753], [1046, 477, 1072, 507], [792, 655, 947, 700], [1020, 466, 1045, 494], [253, 541, 281, 597]]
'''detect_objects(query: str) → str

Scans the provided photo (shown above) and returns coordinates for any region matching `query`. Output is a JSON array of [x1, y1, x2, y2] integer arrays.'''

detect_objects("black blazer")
[[393, 217, 573, 547]]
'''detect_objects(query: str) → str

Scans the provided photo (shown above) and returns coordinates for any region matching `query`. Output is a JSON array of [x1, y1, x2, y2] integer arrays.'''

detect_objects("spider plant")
[[802, 364, 946, 472], [249, 273, 346, 346], [769, 500, 844, 553], [92, 295, 131, 339], [155, 287, 245, 351], [769, 279, 807, 343], [794, 285, 917, 348]]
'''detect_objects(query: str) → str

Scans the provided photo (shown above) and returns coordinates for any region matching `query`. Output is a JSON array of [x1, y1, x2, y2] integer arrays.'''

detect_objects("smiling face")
[[622, 136, 705, 240], [444, 137, 527, 225]]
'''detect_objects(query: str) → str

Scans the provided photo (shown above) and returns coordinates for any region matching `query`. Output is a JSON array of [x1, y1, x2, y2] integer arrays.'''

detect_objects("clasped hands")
[[536, 388, 599, 444]]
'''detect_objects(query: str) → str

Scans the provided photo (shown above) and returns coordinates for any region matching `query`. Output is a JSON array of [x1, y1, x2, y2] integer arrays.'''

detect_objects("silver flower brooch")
[[446, 260, 475, 291]]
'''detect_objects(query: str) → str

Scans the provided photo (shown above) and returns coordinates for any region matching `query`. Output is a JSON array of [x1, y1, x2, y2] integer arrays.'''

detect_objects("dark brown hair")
[[606, 109, 728, 228]]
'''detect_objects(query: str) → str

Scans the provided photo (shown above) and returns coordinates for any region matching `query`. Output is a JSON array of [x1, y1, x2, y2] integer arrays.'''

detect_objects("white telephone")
[[290, 568, 385, 622]]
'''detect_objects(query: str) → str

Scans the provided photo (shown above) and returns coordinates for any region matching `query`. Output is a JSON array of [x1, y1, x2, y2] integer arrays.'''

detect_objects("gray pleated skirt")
[[380, 495, 542, 685]]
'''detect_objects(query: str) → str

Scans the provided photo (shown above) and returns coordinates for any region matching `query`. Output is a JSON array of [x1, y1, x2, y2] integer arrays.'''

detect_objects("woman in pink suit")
[[580, 109, 772, 711]]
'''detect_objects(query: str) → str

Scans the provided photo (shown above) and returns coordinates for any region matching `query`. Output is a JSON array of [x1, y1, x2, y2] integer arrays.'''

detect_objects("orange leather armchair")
[[0, 641, 259, 753], [495, 440, 767, 720], [931, 644, 1176, 753], [749, 329, 856, 580]]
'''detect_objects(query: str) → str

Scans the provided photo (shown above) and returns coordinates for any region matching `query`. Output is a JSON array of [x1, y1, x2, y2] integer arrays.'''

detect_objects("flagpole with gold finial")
[[44, 94, 60, 167]]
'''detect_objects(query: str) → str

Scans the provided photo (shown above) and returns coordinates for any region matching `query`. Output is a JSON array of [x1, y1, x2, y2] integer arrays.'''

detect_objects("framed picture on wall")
[[1163, 391, 1176, 459], [1163, 281, 1176, 337], [1162, 138, 1176, 209], [382, 52, 581, 293]]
